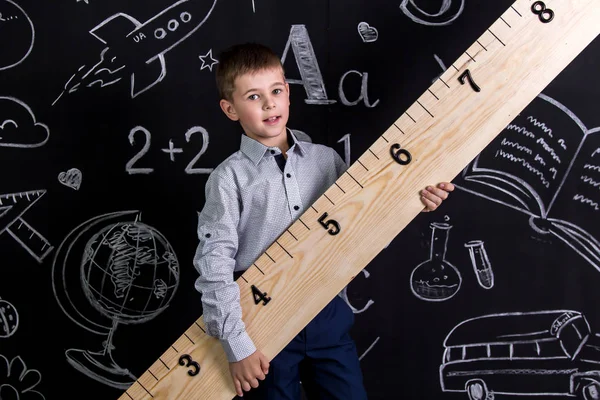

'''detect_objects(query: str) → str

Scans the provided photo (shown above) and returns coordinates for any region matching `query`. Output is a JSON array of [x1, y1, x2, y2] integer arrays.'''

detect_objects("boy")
[[193, 43, 454, 399]]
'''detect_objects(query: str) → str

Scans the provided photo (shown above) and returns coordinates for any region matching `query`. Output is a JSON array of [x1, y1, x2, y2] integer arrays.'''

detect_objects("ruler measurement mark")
[[124, 392, 134, 400], [346, 171, 364, 189], [511, 5, 522, 17], [171, 345, 178, 353], [183, 332, 195, 345], [500, 16, 511, 28], [323, 194, 335, 205], [254, 263, 266, 274], [438, 76, 450, 88], [264, 251, 276, 263], [488, 28, 505, 46], [417, 100, 434, 118], [298, 217, 310, 230], [465, 51, 476, 62], [334, 182, 346, 194], [137, 380, 154, 398], [356, 159, 369, 171], [477, 39, 488, 51], [311, 206, 318, 213], [148, 369, 159, 381], [405, 112, 416, 123], [393, 123, 405, 134], [158, 358, 170, 370], [451, 64, 459, 71], [380, 134, 389, 143], [427, 88, 439, 100], [287, 229, 298, 241], [194, 321, 205, 333], [368, 148, 380, 160], [240, 275, 248, 283], [276, 240, 293, 258]]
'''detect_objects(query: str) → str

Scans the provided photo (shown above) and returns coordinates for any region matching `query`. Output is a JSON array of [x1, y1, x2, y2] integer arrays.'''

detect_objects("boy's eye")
[[248, 94, 259, 100], [273, 88, 282, 94]]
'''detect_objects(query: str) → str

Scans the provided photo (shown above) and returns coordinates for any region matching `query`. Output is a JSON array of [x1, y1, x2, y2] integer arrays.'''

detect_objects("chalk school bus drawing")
[[457, 93, 600, 272], [440, 310, 600, 400]]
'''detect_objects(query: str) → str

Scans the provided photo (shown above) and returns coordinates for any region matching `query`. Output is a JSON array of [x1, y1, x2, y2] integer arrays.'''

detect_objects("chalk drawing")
[[0, 97, 49, 148], [357, 22, 378, 42], [0, 296, 18, 338], [58, 168, 83, 190], [199, 48, 218, 71], [464, 240, 494, 289], [0, 0, 34, 71], [400, 0, 465, 26], [0, 354, 46, 399]]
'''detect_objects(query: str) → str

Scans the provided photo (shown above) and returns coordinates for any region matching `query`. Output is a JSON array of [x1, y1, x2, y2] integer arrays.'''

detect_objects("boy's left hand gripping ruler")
[[119, 1, 599, 399]]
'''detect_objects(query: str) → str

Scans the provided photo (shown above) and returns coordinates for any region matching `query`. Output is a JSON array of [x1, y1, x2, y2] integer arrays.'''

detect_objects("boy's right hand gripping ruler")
[[119, 1, 600, 399]]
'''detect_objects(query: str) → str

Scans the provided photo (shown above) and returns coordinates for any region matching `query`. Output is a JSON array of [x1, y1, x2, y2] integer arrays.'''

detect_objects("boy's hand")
[[229, 350, 270, 397], [420, 182, 455, 212]]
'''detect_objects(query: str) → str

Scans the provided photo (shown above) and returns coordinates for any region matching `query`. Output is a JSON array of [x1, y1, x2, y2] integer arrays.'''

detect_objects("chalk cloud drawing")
[[58, 168, 82, 191], [400, 0, 465, 26], [411, 222, 462, 301], [51, 211, 180, 389], [0, 0, 34, 71], [52, 0, 218, 105], [0, 296, 18, 338], [0, 97, 49, 149], [457, 94, 600, 272], [357, 22, 378, 42], [440, 310, 600, 399], [464, 240, 494, 289], [0, 355, 46, 399], [198, 48, 218, 71], [0, 190, 53, 263]]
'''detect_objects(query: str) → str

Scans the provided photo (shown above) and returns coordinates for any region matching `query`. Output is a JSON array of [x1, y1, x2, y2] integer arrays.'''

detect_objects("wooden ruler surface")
[[119, 1, 600, 398]]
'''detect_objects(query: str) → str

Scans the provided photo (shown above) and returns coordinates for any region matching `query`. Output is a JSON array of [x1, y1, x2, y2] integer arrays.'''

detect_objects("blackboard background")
[[1, 0, 599, 399]]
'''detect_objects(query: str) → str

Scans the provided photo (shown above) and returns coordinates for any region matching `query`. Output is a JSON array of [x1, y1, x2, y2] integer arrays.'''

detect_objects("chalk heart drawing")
[[0, 354, 46, 399], [51, 211, 180, 389], [357, 22, 378, 43], [0, 0, 34, 71], [58, 168, 82, 190], [0, 97, 49, 148], [0, 296, 19, 338]]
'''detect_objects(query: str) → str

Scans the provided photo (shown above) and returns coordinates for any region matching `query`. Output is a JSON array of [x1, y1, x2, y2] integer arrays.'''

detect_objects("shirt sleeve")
[[193, 171, 257, 362]]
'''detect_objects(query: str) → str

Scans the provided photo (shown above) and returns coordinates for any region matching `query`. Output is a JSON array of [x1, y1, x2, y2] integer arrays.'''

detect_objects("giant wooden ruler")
[[119, 1, 600, 398]]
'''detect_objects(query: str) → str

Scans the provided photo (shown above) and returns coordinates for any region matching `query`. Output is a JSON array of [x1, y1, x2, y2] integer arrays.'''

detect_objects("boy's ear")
[[219, 99, 239, 121]]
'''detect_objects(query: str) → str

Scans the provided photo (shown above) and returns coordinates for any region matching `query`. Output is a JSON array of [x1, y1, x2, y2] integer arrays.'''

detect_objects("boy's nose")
[[263, 97, 276, 109]]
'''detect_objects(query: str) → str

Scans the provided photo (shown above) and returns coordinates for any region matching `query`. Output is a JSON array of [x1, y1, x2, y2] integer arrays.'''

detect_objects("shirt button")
[[294, 205, 299, 211], [205, 233, 211, 238], [286, 173, 291, 178], [270, 150, 276, 154]]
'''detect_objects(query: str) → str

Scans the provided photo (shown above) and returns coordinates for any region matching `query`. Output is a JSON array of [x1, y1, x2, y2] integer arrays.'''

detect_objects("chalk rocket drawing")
[[0, 0, 34, 71], [0, 190, 53, 263], [458, 94, 600, 272], [440, 310, 600, 399], [400, 0, 465, 26], [51, 211, 180, 389], [0, 97, 49, 148], [0, 296, 18, 338], [58, 168, 83, 190], [52, 0, 218, 105], [0, 354, 46, 399]]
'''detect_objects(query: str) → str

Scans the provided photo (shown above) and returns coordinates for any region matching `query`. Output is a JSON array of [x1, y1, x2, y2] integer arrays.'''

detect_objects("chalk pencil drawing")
[[0, 355, 46, 399], [0, 97, 49, 148], [51, 211, 180, 389], [58, 168, 82, 191], [440, 310, 600, 399], [357, 22, 378, 43], [464, 240, 494, 289], [198, 48, 218, 71], [400, 0, 465, 26], [52, 0, 218, 105], [0, 296, 18, 338], [0, 190, 53, 263], [457, 94, 600, 272], [0, 0, 34, 71], [411, 222, 462, 302]]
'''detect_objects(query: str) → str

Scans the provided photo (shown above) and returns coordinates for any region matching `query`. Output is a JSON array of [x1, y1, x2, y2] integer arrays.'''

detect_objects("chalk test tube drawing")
[[400, 0, 465, 26], [457, 93, 600, 272], [357, 22, 378, 43], [198, 48, 218, 71], [0, 0, 34, 71], [0, 296, 18, 338], [0, 190, 53, 263], [52, 0, 218, 105], [0, 97, 49, 148], [464, 240, 494, 289], [411, 222, 462, 302], [51, 211, 180, 389], [58, 168, 82, 190], [440, 310, 600, 400], [0, 354, 46, 399]]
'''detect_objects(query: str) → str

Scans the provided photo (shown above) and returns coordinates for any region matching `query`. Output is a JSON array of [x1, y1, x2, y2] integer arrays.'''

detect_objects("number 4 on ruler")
[[251, 285, 271, 306]]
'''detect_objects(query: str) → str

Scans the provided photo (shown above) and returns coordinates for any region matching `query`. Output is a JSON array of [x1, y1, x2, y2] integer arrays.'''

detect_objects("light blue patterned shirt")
[[193, 129, 347, 362]]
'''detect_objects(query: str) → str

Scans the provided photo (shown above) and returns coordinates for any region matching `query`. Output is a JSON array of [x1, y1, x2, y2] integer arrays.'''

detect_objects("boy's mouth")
[[264, 116, 281, 125]]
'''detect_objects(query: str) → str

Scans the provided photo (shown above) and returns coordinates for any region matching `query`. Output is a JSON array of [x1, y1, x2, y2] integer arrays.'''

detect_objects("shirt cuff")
[[220, 331, 257, 362]]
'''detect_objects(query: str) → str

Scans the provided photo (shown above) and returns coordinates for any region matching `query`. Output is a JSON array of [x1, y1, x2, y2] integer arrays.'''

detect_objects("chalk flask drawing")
[[411, 222, 462, 301], [458, 93, 600, 271]]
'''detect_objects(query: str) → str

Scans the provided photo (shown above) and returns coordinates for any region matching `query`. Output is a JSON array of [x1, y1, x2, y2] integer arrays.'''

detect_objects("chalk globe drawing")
[[52, 211, 180, 389], [0, 0, 35, 71]]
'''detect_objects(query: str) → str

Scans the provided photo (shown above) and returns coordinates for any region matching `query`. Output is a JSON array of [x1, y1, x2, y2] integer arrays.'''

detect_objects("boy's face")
[[220, 67, 290, 147]]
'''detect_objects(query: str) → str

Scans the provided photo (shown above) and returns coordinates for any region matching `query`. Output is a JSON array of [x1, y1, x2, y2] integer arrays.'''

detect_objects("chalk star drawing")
[[199, 49, 218, 72]]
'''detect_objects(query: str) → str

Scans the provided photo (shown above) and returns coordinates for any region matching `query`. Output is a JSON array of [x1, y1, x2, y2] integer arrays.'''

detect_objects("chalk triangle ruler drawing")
[[118, 1, 600, 399]]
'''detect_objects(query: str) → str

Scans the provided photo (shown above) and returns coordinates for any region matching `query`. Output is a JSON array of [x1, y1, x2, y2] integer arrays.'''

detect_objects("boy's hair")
[[216, 43, 284, 101]]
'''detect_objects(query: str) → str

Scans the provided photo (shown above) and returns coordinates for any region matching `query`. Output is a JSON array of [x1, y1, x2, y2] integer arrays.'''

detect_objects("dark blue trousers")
[[236, 295, 367, 400]]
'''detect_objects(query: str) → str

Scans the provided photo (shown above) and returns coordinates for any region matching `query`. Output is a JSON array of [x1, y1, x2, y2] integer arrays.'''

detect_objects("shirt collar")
[[240, 128, 307, 165]]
